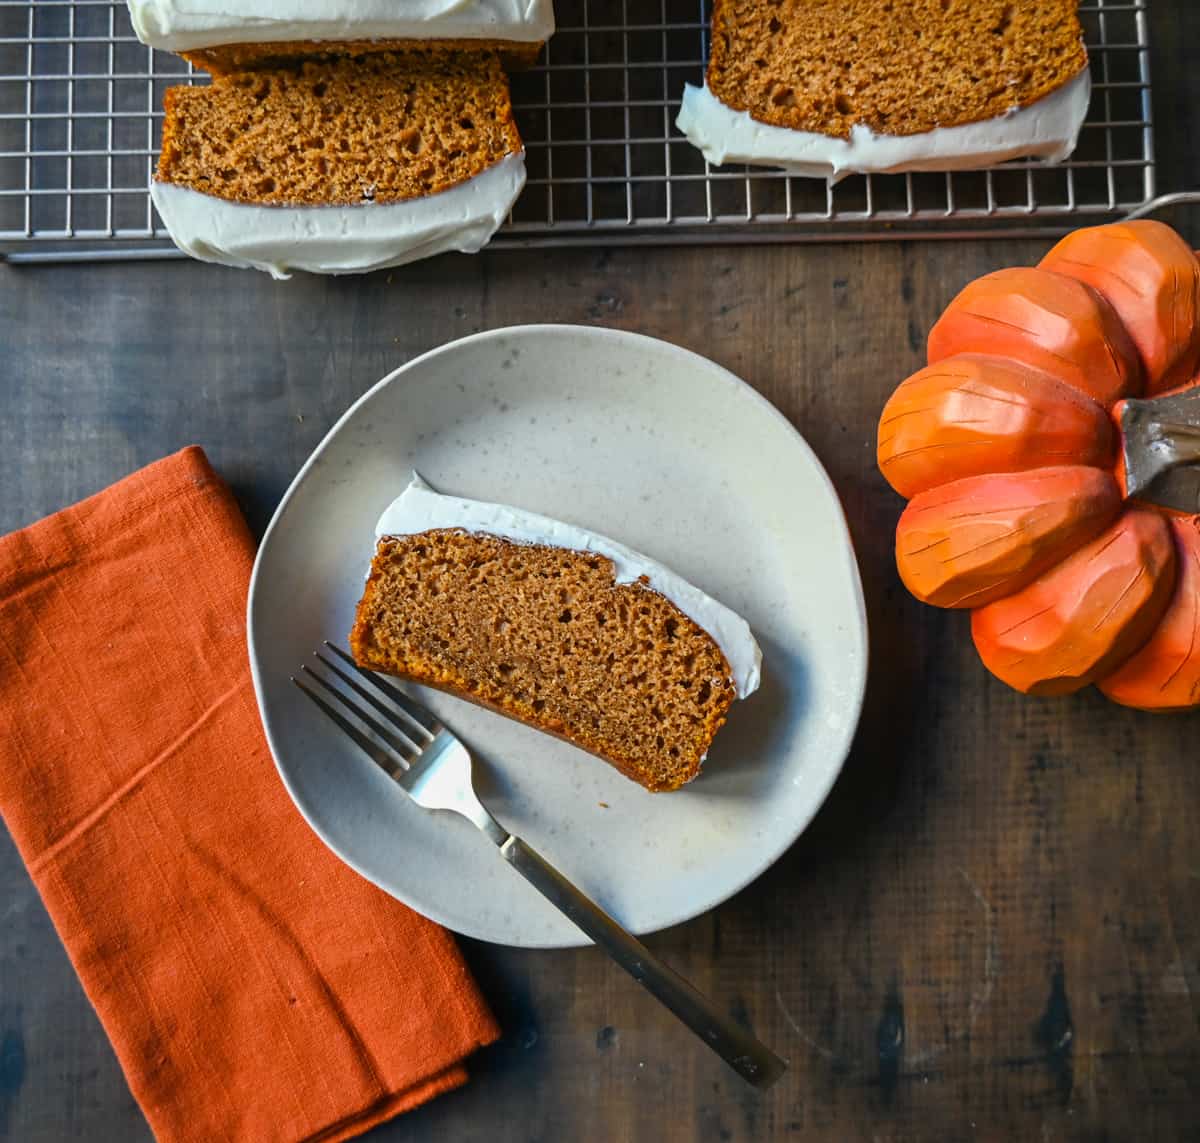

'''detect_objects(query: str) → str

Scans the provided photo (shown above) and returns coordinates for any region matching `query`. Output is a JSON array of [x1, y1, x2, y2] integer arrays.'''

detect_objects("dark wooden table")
[[3, 7, 1200, 1141]]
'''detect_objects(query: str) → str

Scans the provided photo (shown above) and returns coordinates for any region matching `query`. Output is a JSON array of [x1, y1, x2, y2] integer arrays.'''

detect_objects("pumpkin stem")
[[1121, 385, 1200, 513]]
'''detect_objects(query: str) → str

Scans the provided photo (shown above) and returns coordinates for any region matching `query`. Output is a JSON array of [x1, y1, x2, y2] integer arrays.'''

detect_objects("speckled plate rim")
[[247, 324, 869, 948]]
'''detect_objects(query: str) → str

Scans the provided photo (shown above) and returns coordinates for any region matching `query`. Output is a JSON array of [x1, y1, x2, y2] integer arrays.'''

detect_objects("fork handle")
[[499, 834, 787, 1089]]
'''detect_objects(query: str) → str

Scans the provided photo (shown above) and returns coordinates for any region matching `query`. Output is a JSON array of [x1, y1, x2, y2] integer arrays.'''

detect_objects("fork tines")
[[292, 643, 441, 777]]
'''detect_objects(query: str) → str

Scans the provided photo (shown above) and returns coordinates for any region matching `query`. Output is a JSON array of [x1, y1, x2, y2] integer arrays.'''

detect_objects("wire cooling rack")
[[0, 0, 1171, 261]]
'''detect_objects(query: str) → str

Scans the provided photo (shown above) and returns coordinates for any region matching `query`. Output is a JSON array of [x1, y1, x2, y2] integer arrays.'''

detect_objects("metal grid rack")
[[0, 0, 1172, 260]]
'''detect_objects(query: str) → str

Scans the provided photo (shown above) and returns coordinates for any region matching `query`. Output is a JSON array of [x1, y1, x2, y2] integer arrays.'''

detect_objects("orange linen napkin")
[[0, 447, 499, 1142]]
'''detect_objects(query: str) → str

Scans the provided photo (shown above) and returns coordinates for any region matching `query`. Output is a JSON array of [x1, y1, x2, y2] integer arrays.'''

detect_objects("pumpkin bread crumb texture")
[[182, 38, 542, 75], [157, 49, 522, 206], [708, 0, 1088, 139], [349, 531, 738, 793]]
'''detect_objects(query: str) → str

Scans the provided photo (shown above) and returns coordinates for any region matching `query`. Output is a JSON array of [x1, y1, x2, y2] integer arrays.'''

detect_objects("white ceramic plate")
[[248, 325, 867, 948]]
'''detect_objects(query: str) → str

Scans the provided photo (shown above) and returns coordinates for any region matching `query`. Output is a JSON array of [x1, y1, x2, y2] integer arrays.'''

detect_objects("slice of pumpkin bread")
[[350, 480, 762, 792]]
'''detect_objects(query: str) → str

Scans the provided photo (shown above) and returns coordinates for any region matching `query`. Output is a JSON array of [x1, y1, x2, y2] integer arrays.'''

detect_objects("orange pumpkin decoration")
[[878, 219, 1200, 710]]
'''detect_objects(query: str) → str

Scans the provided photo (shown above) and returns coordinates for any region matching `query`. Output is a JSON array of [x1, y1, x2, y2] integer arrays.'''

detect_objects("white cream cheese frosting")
[[676, 68, 1092, 181], [127, 0, 556, 52], [150, 151, 525, 279], [376, 475, 763, 699]]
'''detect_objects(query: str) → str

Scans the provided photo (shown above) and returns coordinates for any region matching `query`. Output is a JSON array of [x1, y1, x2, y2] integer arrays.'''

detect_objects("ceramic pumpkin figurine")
[[877, 219, 1200, 710]]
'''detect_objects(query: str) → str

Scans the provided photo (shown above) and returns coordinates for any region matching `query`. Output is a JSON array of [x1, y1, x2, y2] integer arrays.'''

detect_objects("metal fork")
[[293, 642, 786, 1089]]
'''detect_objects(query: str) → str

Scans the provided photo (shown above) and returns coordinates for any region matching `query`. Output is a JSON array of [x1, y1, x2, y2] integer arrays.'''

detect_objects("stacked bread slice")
[[129, 0, 554, 71], [130, 2, 555, 276]]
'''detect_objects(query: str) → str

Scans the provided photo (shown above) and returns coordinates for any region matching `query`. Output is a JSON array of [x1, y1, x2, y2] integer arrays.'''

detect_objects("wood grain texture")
[[2, 3, 1199, 1140]]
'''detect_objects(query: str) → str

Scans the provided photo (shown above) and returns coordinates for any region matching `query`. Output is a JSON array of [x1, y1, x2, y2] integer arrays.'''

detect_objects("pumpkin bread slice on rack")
[[150, 48, 526, 278], [127, 0, 555, 70], [678, 0, 1092, 178]]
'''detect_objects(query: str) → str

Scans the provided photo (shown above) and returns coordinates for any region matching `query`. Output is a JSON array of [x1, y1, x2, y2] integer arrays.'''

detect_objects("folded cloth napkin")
[[0, 447, 499, 1142]]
